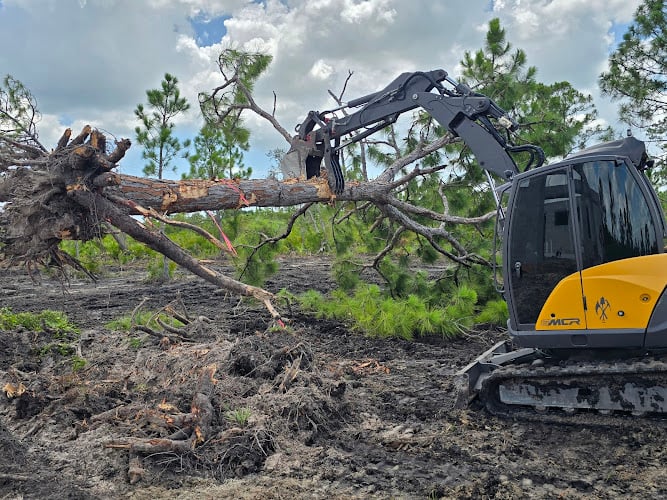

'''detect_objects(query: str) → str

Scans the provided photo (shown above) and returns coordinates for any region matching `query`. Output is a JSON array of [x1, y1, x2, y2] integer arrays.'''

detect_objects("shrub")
[[0, 307, 78, 335], [296, 282, 480, 340]]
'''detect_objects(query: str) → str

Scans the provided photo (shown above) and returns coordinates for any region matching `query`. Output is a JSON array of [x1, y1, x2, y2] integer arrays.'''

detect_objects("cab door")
[[505, 167, 586, 330], [573, 159, 662, 332]]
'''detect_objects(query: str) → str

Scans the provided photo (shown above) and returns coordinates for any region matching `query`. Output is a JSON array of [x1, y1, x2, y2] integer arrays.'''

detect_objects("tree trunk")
[[95, 172, 381, 214]]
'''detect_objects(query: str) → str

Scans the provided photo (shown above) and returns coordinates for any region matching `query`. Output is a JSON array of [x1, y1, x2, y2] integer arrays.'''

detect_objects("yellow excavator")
[[282, 69, 667, 419]]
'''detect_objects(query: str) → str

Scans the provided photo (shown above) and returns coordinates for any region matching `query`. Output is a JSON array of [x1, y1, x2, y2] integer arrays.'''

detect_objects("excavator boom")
[[281, 69, 544, 193]]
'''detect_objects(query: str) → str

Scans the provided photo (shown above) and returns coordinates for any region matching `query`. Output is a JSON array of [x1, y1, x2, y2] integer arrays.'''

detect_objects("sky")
[[0, 0, 643, 179]]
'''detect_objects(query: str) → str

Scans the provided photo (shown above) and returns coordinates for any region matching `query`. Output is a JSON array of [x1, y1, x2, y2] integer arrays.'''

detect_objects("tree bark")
[[96, 172, 379, 214]]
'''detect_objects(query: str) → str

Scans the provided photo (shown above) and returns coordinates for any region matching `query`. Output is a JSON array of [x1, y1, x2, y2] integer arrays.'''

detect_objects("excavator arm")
[[281, 69, 545, 193]]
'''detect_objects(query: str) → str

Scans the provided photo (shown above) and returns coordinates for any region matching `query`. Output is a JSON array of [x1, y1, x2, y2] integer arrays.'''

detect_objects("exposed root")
[[1, 125, 284, 322], [106, 364, 216, 454]]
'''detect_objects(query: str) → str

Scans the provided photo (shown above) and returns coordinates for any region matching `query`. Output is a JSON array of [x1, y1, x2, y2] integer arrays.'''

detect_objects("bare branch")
[[371, 226, 406, 269], [377, 134, 456, 183], [387, 197, 496, 226], [240, 202, 315, 280]]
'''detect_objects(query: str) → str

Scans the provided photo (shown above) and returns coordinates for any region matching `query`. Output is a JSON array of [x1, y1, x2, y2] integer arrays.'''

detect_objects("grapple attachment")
[[279, 136, 319, 179], [280, 135, 344, 194]]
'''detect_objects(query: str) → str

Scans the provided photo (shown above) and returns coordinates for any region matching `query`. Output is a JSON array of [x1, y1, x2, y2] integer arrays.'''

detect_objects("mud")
[[0, 257, 666, 499]]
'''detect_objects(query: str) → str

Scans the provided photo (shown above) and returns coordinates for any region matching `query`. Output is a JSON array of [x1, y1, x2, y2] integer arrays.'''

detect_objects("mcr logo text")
[[541, 317, 581, 327]]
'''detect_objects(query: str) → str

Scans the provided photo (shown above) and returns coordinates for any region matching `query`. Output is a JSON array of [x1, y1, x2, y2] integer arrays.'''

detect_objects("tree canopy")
[[600, 0, 667, 156]]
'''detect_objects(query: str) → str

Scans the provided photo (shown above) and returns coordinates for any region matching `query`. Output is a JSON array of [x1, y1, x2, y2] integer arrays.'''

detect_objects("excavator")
[[281, 68, 667, 420]]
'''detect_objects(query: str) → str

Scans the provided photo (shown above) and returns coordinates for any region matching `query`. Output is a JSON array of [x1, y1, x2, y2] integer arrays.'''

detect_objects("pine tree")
[[184, 121, 251, 180], [461, 18, 609, 161], [134, 73, 191, 281], [134, 73, 191, 179], [599, 0, 667, 181]]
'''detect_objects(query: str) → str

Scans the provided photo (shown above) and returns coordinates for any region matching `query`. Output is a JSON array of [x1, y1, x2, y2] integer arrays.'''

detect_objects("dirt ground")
[[1, 256, 666, 499]]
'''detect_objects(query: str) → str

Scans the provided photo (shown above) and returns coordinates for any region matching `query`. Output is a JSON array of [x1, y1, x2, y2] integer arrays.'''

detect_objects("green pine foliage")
[[600, 0, 667, 185], [0, 75, 41, 144], [600, 0, 667, 139], [134, 73, 191, 179], [297, 283, 482, 340], [475, 299, 509, 326], [331, 255, 362, 291]]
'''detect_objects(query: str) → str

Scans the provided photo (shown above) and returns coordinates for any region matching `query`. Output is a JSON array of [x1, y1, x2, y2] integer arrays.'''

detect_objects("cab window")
[[575, 160, 659, 268]]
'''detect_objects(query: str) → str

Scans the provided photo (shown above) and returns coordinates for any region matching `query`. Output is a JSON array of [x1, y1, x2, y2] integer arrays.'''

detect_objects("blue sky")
[[190, 13, 230, 47], [0, 0, 643, 179]]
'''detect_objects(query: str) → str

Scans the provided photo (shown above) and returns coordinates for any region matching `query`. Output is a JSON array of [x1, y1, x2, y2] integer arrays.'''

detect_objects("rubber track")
[[479, 358, 667, 428]]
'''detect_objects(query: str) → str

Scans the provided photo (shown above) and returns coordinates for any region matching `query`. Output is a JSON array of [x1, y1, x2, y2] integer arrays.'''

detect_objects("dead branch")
[[115, 199, 235, 256], [130, 291, 211, 343], [243, 202, 315, 265], [163, 301, 192, 324], [107, 364, 217, 454]]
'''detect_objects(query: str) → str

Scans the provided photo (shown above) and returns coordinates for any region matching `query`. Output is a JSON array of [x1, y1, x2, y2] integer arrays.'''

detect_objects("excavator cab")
[[503, 136, 667, 350], [461, 137, 667, 417]]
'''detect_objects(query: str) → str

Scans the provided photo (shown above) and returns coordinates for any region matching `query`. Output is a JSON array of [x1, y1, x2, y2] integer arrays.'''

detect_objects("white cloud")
[[341, 0, 396, 26], [491, 0, 641, 87], [0, 0, 644, 177], [309, 60, 336, 81]]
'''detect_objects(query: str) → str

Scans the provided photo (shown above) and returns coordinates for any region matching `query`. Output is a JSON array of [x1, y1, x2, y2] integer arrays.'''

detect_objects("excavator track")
[[479, 357, 667, 427]]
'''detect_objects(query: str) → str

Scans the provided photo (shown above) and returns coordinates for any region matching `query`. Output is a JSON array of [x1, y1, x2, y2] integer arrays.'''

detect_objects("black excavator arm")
[[282, 69, 545, 193]]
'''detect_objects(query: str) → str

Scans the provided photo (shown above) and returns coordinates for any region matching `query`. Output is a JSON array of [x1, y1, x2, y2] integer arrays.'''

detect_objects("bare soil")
[[0, 256, 665, 499]]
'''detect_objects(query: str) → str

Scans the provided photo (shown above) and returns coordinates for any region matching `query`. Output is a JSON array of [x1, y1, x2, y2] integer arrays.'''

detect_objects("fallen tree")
[[0, 51, 499, 321], [0, 123, 493, 317], [0, 126, 287, 319]]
